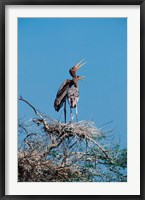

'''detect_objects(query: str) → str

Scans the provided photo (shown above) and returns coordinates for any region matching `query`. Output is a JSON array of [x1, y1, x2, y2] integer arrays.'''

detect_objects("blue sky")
[[18, 18, 127, 148]]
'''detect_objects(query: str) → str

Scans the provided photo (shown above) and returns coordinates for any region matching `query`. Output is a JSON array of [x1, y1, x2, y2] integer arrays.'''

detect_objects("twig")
[[18, 123, 29, 135], [24, 133, 37, 142], [109, 167, 127, 178], [19, 96, 50, 133], [86, 136, 113, 163], [98, 120, 113, 128], [19, 96, 43, 119]]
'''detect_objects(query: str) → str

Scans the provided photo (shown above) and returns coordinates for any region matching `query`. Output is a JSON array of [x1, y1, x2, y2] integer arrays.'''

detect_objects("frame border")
[[0, 0, 144, 199]]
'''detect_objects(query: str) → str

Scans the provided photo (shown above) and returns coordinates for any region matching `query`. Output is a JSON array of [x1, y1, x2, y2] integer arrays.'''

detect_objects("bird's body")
[[54, 60, 85, 123], [67, 85, 79, 122], [54, 77, 82, 123], [67, 85, 79, 108]]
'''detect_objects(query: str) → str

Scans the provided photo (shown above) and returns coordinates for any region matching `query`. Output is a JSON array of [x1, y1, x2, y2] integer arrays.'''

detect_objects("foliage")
[[18, 97, 127, 182]]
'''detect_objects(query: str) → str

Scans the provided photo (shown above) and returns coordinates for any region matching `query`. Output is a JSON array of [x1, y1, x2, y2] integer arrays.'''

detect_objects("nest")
[[34, 117, 102, 139]]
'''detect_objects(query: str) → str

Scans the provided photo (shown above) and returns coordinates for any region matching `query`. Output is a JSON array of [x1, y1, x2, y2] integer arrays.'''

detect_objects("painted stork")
[[67, 76, 84, 122], [54, 60, 85, 123]]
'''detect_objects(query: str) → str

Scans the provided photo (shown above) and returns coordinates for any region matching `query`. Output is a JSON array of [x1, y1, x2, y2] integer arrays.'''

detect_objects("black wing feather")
[[54, 79, 73, 111]]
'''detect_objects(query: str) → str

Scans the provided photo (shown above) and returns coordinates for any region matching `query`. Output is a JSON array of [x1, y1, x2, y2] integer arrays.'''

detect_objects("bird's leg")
[[76, 104, 78, 122], [64, 100, 66, 123], [70, 107, 73, 123]]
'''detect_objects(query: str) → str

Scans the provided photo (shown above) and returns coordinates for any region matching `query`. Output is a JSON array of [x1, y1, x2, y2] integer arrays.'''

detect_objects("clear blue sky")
[[18, 18, 127, 148]]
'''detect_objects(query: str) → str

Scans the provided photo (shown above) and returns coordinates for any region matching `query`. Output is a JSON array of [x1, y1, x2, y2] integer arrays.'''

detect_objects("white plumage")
[[67, 85, 79, 122], [67, 86, 79, 108]]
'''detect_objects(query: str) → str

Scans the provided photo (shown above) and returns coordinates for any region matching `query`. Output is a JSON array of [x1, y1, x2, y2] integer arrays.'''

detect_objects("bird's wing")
[[56, 79, 71, 98], [54, 79, 72, 111]]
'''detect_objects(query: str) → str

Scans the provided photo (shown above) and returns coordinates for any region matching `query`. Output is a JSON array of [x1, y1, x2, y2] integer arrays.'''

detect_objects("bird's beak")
[[74, 59, 86, 71], [78, 76, 85, 80]]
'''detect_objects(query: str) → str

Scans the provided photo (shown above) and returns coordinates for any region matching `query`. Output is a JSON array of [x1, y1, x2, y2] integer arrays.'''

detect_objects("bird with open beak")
[[73, 75, 85, 87], [69, 59, 86, 78]]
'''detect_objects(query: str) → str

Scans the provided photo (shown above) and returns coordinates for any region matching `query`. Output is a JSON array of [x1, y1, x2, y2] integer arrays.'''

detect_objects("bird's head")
[[69, 59, 86, 78], [73, 75, 85, 87]]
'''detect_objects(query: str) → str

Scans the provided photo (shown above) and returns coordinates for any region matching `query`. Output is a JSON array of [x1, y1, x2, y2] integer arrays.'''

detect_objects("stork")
[[54, 60, 85, 123]]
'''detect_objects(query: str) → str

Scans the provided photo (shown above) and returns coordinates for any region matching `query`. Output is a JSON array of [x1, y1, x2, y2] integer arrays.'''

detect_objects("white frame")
[[5, 5, 140, 195]]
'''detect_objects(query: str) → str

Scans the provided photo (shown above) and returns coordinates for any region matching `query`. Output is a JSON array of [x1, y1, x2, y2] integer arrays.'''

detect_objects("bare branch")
[[19, 96, 43, 119]]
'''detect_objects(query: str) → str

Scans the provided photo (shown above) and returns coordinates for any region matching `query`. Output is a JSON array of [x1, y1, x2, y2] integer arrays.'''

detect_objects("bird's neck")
[[72, 79, 78, 87]]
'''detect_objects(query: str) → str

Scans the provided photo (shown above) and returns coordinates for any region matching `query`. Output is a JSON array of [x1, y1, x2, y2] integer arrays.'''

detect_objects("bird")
[[54, 78, 74, 123], [54, 76, 84, 123], [54, 60, 85, 123], [67, 76, 84, 122]]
